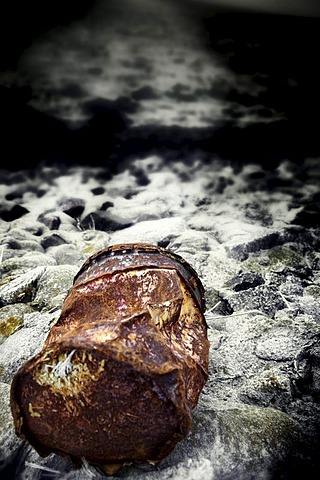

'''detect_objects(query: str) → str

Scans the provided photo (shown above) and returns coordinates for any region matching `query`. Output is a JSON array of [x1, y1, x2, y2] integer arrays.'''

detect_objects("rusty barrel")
[[10, 243, 209, 473]]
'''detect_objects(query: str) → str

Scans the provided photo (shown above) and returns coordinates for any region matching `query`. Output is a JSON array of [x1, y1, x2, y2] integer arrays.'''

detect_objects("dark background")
[[1, 0, 319, 172]]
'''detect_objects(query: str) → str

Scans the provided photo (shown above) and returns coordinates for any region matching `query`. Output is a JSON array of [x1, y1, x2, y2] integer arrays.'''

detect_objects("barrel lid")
[[74, 243, 206, 312]]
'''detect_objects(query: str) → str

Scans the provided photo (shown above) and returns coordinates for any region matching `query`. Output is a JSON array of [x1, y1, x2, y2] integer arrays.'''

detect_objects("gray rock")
[[91, 186, 105, 195], [0, 267, 46, 306], [56, 196, 85, 219], [38, 211, 77, 231], [306, 251, 320, 270], [0, 382, 23, 474], [80, 211, 131, 232], [169, 230, 210, 253], [2, 227, 40, 242], [189, 403, 305, 480], [255, 329, 303, 361], [13, 240, 44, 253], [77, 230, 110, 257], [0, 252, 56, 276], [279, 276, 304, 300], [299, 294, 320, 323], [228, 227, 318, 262], [40, 233, 67, 249], [111, 217, 187, 246], [205, 311, 320, 408], [244, 201, 273, 226], [226, 284, 286, 318], [33, 265, 78, 310], [15, 221, 46, 238], [37, 212, 61, 230], [0, 311, 58, 383], [205, 287, 234, 315], [0, 303, 34, 344], [225, 271, 265, 291], [226, 232, 280, 261], [46, 244, 86, 266], [99, 200, 114, 210], [1, 236, 44, 253], [0, 203, 29, 222], [239, 366, 293, 408], [0, 247, 32, 263], [293, 343, 320, 402]]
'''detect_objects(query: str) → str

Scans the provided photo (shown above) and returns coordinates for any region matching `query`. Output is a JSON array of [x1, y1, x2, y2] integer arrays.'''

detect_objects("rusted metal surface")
[[10, 243, 209, 474]]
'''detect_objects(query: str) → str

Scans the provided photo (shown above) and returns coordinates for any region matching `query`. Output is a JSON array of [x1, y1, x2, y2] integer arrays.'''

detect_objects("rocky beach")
[[1, 1, 320, 479]]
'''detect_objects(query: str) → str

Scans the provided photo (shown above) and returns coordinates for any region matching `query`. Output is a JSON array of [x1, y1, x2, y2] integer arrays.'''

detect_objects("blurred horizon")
[[0, 0, 319, 171], [184, 0, 320, 17]]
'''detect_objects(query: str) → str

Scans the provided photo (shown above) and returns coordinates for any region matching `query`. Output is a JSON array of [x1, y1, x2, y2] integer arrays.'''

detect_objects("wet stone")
[[46, 244, 86, 266], [0, 311, 57, 383], [225, 272, 265, 291], [33, 265, 78, 310], [56, 196, 85, 219], [1, 238, 44, 253], [0, 304, 34, 341], [0, 267, 46, 306], [0, 204, 29, 222], [99, 200, 114, 210], [279, 277, 304, 299], [0, 382, 22, 475], [91, 186, 105, 195], [0, 253, 56, 276], [227, 284, 286, 318], [80, 211, 132, 232], [205, 287, 234, 316], [37, 212, 61, 230], [239, 366, 293, 408], [40, 233, 68, 250]]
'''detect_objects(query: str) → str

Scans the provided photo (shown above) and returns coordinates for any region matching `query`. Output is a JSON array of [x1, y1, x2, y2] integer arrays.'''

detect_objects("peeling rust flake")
[[10, 243, 209, 474]]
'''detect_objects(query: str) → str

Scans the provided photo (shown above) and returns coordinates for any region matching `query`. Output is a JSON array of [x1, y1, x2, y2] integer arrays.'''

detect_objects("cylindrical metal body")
[[11, 243, 209, 473]]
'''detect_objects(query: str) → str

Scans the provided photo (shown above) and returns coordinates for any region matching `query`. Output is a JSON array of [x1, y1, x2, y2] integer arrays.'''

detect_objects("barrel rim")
[[74, 243, 206, 311]]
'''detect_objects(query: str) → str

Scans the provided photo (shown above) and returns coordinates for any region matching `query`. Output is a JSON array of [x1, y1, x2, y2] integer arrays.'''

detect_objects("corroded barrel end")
[[10, 244, 209, 473], [10, 325, 192, 468]]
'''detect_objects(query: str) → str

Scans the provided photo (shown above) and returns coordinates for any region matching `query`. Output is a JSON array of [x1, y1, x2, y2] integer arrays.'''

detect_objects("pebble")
[[0, 252, 56, 276], [111, 217, 186, 245], [38, 211, 77, 231], [0, 266, 47, 305], [56, 196, 85, 219], [0, 304, 34, 343], [224, 272, 265, 291], [46, 244, 86, 266], [33, 265, 78, 310], [91, 186, 105, 195], [40, 233, 68, 249], [80, 211, 131, 232], [37, 212, 61, 230], [227, 284, 286, 318], [0, 311, 57, 383], [0, 204, 29, 222]]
